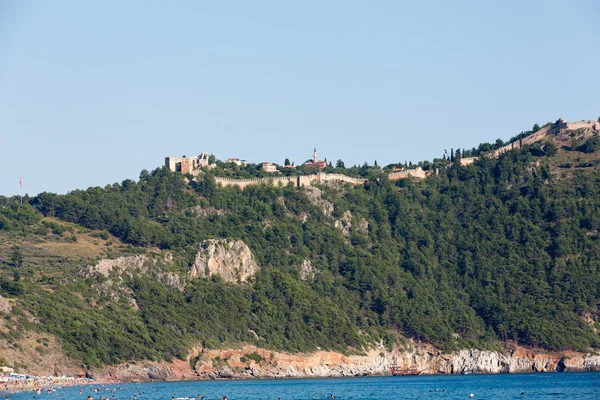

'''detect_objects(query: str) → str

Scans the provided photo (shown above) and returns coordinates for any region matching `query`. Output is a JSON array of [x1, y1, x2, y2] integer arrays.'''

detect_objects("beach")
[[0, 373, 118, 394]]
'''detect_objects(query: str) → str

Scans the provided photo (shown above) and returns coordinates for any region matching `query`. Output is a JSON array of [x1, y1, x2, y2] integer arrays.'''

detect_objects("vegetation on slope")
[[1, 133, 600, 368]]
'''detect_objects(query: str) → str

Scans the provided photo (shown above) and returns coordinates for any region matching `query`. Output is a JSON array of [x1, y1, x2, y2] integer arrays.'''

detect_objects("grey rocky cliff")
[[190, 239, 259, 283], [88, 255, 153, 277], [304, 187, 334, 217], [450, 349, 510, 374]]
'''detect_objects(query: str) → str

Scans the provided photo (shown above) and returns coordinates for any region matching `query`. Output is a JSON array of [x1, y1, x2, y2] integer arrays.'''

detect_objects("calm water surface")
[[7, 373, 600, 400]]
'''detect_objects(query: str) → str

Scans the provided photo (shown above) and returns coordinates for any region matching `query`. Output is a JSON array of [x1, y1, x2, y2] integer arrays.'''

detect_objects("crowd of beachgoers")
[[0, 373, 118, 394], [0, 375, 220, 400]]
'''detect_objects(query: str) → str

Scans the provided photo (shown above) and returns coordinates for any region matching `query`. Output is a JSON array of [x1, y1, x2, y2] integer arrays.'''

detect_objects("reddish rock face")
[[89, 342, 600, 382]]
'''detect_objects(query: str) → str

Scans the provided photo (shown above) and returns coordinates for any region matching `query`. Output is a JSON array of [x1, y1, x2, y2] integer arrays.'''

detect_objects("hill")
[[1, 120, 600, 378]]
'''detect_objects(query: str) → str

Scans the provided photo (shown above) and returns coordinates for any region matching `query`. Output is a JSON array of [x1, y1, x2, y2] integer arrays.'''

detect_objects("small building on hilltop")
[[261, 162, 277, 173], [225, 157, 247, 166]]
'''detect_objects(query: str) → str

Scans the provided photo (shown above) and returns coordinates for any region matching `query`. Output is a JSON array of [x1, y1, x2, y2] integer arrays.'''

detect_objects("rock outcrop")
[[190, 239, 259, 283], [89, 342, 600, 382], [334, 211, 368, 237], [87, 255, 183, 290], [304, 187, 333, 217], [0, 295, 12, 314], [99, 359, 197, 382], [450, 349, 510, 374], [298, 259, 314, 281], [89, 255, 152, 277], [558, 354, 600, 372], [334, 210, 352, 237]]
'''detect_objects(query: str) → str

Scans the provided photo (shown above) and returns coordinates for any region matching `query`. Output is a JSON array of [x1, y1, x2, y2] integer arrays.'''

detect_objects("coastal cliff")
[[93, 343, 600, 381], [3, 126, 600, 382]]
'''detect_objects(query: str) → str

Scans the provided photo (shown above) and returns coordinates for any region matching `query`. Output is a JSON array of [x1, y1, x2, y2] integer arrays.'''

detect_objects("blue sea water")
[[6, 373, 600, 400]]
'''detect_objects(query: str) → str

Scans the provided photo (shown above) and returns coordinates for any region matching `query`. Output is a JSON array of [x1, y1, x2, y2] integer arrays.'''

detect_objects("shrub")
[[245, 352, 264, 363], [578, 136, 600, 154]]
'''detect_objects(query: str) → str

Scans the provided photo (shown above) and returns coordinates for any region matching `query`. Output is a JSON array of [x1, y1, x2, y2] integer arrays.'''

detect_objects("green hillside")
[[1, 128, 600, 368]]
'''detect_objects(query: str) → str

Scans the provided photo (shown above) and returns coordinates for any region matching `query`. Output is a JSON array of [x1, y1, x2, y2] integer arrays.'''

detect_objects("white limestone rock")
[[190, 239, 259, 283]]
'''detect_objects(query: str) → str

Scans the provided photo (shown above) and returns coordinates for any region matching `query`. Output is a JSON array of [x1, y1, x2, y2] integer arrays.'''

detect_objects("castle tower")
[[313, 147, 317, 163]]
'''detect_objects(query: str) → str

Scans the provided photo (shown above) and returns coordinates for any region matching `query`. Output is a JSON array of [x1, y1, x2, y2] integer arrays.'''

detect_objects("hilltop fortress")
[[165, 153, 214, 175], [166, 119, 599, 189]]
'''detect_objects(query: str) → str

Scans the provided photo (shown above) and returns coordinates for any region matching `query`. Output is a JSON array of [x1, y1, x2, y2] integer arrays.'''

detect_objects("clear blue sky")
[[1, 1, 599, 196]]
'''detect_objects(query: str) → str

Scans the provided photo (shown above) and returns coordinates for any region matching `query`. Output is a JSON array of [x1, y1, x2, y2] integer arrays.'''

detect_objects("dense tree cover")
[[0, 198, 40, 231], [2, 142, 600, 366]]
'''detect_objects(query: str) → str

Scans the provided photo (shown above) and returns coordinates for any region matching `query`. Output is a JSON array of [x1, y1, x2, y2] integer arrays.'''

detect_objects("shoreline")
[[4, 369, 600, 393], [88, 344, 600, 383], [3, 343, 600, 390], [0, 375, 119, 394]]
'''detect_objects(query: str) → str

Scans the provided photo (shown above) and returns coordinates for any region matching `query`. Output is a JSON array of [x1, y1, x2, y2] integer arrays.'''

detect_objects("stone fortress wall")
[[214, 173, 366, 190], [178, 119, 600, 189], [460, 157, 477, 166], [492, 124, 554, 158], [388, 167, 430, 180], [562, 119, 600, 131], [461, 119, 600, 165]]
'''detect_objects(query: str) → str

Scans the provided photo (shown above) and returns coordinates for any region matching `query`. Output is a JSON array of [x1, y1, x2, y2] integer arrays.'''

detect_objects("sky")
[[1, 1, 599, 196]]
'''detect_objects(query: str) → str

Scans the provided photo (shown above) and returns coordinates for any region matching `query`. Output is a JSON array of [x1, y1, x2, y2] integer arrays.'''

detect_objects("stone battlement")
[[493, 119, 599, 158], [558, 119, 600, 131], [214, 173, 366, 190], [460, 157, 477, 166], [388, 167, 430, 180]]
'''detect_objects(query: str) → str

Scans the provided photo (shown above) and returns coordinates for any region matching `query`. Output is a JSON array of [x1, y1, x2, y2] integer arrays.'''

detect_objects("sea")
[[7, 373, 600, 400]]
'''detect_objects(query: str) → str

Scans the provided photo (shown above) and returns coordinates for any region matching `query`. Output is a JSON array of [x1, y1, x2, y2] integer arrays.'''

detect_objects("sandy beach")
[[0, 374, 119, 394]]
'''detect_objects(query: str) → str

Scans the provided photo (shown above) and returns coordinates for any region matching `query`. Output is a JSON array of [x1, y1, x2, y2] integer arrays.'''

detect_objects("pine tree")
[[10, 246, 23, 268]]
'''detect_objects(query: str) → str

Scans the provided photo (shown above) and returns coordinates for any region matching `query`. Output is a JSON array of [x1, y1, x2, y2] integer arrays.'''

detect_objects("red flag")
[[19, 177, 22, 189]]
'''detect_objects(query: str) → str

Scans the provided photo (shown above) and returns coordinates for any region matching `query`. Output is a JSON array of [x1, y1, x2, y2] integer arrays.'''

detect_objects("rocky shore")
[[91, 342, 600, 382]]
